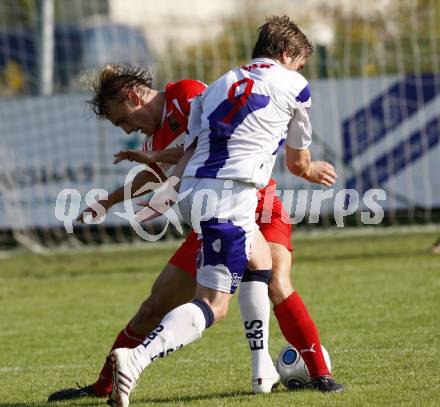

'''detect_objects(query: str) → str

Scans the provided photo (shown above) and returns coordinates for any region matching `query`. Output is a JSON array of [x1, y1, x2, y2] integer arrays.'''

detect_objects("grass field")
[[1, 229, 439, 407]]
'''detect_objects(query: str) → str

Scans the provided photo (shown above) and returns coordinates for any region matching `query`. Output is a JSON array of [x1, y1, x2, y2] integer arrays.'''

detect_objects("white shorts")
[[179, 177, 258, 293]]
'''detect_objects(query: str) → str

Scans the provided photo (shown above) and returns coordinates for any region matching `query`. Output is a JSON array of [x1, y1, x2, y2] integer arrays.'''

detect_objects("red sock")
[[274, 292, 330, 378], [92, 325, 144, 396]]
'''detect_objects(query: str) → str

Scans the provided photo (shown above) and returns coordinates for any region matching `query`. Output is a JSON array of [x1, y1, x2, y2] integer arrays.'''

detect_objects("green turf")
[[1, 230, 439, 406]]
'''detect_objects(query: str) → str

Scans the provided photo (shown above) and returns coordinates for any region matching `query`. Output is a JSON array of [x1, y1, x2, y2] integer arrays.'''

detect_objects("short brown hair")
[[251, 15, 313, 61], [87, 64, 153, 118]]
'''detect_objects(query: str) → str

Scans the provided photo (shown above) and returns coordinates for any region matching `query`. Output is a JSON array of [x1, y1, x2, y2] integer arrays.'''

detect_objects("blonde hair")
[[87, 64, 153, 118]]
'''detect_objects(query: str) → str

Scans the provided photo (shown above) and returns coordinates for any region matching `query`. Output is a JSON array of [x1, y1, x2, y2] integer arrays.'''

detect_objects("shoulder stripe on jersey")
[[195, 80, 207, 87], [296, 83, 311, 103], [172, 98, 185, 116]]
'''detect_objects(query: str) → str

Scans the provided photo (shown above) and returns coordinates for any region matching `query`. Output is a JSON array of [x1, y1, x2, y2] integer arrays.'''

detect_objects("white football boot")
[[252, 364, 281, 394], [110, 348, 139, 407]]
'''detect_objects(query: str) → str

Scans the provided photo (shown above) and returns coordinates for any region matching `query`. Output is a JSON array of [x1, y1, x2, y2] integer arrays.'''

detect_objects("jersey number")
[[223, 78, 254, 124]]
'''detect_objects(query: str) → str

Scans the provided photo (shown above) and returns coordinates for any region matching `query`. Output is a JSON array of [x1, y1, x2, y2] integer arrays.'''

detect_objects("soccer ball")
[[275, 344, 332, 389]]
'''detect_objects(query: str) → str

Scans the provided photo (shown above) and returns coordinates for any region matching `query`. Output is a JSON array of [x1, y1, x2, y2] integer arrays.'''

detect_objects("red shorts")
[[169, 182, 292, 277]]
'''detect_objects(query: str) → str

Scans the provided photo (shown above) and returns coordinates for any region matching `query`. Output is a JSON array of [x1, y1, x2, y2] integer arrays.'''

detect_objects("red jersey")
[[143, 80, 206, 177]]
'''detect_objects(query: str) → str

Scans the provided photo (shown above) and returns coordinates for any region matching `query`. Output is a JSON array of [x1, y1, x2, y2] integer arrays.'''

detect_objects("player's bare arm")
[[113, 146, 184, 165], [77, 169, 164, 223], [285, 145, 337, 187]]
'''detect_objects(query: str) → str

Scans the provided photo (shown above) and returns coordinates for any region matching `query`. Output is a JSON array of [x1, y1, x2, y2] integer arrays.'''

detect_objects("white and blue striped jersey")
[[183, 57, 312, 188]]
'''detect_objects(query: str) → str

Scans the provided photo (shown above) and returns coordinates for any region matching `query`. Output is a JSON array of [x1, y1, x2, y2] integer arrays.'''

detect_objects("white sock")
[[238, 272, 276, 379], [129, 300, 212, 375]]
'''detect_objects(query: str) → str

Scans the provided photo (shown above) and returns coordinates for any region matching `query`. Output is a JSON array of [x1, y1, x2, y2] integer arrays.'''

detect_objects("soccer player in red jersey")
[[48, 62, 341, 402]]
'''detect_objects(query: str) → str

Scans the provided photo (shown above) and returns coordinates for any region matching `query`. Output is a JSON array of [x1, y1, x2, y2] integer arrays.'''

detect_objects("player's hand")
[[135, 176, 180, 222], [304, 161, 337, 186], [113, 150, 155, 165], [76, 201, 109, 223]]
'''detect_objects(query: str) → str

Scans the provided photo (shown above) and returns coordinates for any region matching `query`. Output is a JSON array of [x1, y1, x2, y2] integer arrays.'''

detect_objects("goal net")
[[0, 0, 439, 250]]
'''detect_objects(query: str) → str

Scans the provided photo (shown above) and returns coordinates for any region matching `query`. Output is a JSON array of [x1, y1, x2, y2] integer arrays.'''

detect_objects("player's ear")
[[126, 89, 141, 107], [280, 51, 292, 65]]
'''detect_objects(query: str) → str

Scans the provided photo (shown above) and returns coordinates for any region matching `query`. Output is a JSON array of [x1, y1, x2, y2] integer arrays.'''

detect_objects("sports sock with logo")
[[92, 325, 144, 396], [238, 269, 277, 380], [274, 291, 330, 378], [129, 299, 213, 375]]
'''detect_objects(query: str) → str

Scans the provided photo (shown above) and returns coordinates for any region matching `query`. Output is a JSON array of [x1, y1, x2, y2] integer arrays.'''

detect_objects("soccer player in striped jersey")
[[106, 16, 343, 407]]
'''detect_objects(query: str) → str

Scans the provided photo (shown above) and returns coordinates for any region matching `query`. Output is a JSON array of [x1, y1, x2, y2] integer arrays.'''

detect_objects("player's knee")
[[248, 253, 272, 271]]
